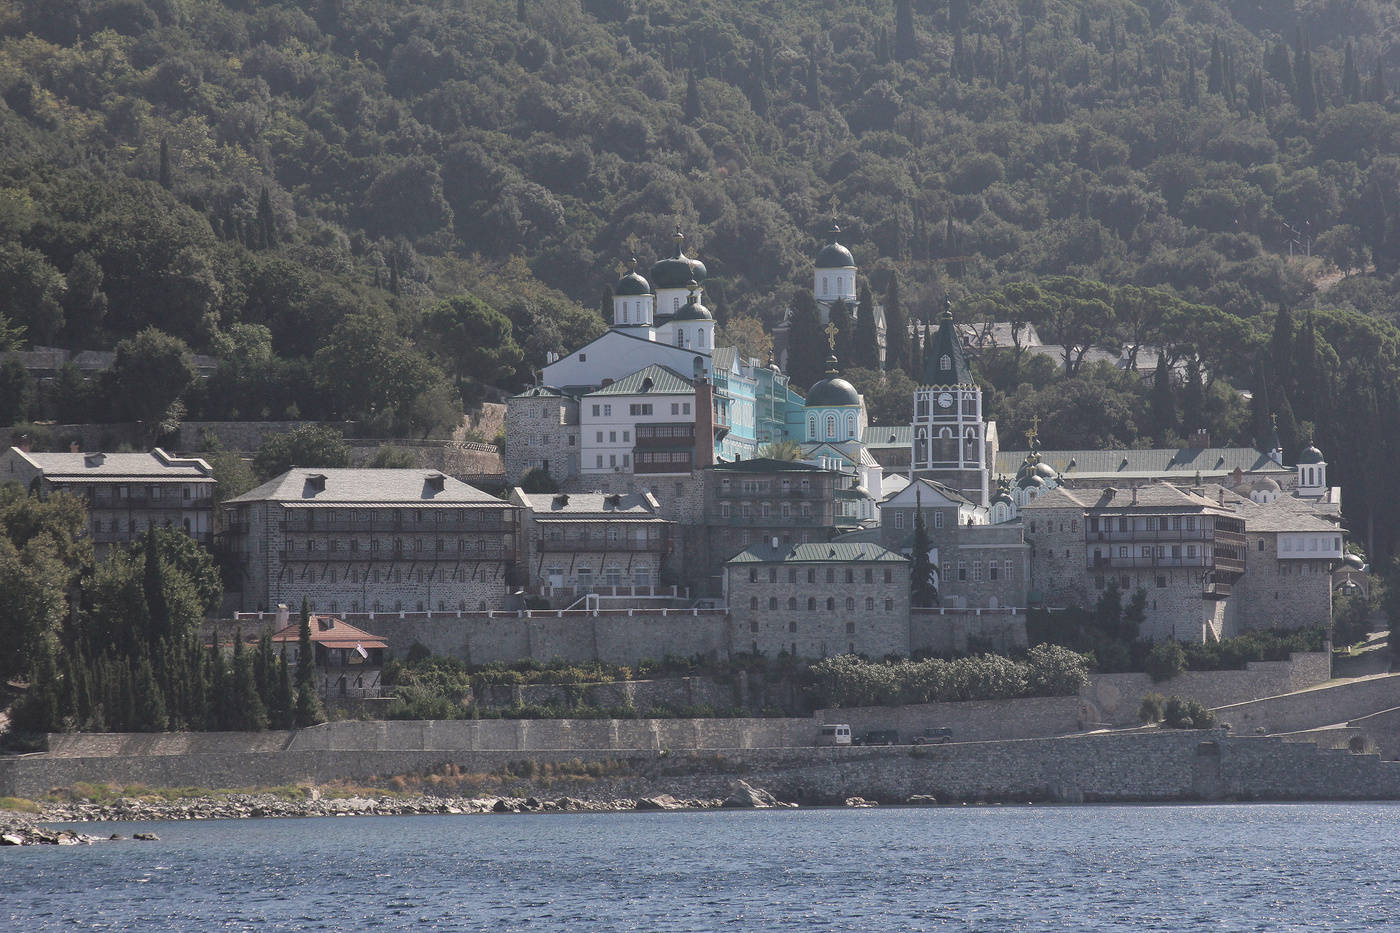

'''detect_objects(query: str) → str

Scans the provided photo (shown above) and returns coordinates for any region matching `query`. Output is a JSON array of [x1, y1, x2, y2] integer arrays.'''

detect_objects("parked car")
[[912, 728, 953, 745], [853, 729, 900, 746], [816, 723, 852, 746]]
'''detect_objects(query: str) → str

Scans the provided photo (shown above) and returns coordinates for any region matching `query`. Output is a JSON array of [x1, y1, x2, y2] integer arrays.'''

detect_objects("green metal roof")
[[585, 364, 693, 396], [994, 447, 1288, 480], [709, 458, 829, 473], [728, 542, 908, 564]]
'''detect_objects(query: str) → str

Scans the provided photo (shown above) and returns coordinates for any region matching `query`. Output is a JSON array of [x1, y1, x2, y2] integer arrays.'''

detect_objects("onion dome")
[[614, 258, 651, 296], [1342, 553, 1366, 571], [649, 226, 707, 289], [670, 281, 713, 321], [806, 355, 861, 407], [815, 222, 855, 269], [767, 350, 782, 374], [991, 479, 1014, 508], [1297, 444, 1325, 465]]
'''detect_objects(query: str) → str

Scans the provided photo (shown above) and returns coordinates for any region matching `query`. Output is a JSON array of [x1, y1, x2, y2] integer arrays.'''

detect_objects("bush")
[[1145, 641, 1187, 682], [806, 648, 1090, 709], [1162, 695, 1216, 729], [1138, 693, 1165, 723]]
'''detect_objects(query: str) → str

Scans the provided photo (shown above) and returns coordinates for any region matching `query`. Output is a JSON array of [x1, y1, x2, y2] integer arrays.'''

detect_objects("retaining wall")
[[1214, 673, 1400, 734], [812, 696, 1084, 742]]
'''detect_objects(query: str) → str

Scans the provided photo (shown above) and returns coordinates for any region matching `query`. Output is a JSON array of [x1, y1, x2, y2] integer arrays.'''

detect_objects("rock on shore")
[[0, 820, 100, 846]]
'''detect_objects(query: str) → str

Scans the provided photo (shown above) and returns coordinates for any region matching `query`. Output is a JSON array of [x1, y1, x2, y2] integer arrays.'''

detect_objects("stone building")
[[696, 458, 839, 593], [509, 488, 674, 606], [504, 386, 579, 485], [0, 446, 215, 558], [724, 541, 911, 659], [876, 478, 1030, 610], [1233, 494, 1343, 633], [269, 612, 388, 701], [222, 469, 520, 615]]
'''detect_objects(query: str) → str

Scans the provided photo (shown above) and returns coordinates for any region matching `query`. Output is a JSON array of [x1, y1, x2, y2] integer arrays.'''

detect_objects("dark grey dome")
[[815, 242, 855, 268], [671, 285, 712, 321], [614, 263, 651, 297], [806, 375, 860, 407], [1297, 445, 1325, 465], [650, 227, 707, 289]]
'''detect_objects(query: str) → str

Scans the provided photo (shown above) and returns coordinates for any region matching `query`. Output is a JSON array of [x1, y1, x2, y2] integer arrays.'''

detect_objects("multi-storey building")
[[0, 446, 215, 557], [509, 488, 673, 606], [222, 469, 519, 615], [580, 365, 702, 476], [504, 386, 580, 484], [724, 541, 911, 658]]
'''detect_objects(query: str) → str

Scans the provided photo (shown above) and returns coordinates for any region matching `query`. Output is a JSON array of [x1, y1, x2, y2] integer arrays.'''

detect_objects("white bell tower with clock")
[[911, 304, 990, 506]]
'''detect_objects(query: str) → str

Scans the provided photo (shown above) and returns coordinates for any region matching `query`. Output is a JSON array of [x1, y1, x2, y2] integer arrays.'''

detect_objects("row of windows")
[[721, 502, 812, 519], [525, 434, 576, 447], [807, 412, 858, 441], [596, 430, 631, 444], [720, 478, 814, 494], [1086, 516, 1199, 532], [1279, 536, 1341, 552], [750, 595, 895, 612], [954, 560, 1016, 582], [544, 568, 651, 586], [282, 538, 501, 553], [892, 510, 945, 530], [294, 599, 491, 613], [752, 620, 861, 636], [748, 567, 896, 584], [281, 509, 507, 525], [595, 454, 631, 468], [637, 451, 691, 465], [280, 566, 489, 584]]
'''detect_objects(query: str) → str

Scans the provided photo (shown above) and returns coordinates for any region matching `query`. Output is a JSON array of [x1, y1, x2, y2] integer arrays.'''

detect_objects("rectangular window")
[[671, 403, 679, 415], [609, 431, 616, 443], [895, 512, 905, 530], [683, 403, 691, 415], [973, 561, 982, 582], [957, 561, 967, 581], [1156, 575, 1167, 588], [622, 454, 630, 467], [622, 431, 630, 442], [934, 512, 944, 529], [596, 456, 603, 468], [609, 455, 617, 467], [592, 405, 600, 417], [990, 564, 999, 581], [720, 503, 730, 518], [603, 405, 612, 416], [596, 432, 603, 443]]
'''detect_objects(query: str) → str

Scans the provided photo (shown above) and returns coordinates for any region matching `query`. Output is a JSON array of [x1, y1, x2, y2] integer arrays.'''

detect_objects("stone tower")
[[911, 304, 989, 505]]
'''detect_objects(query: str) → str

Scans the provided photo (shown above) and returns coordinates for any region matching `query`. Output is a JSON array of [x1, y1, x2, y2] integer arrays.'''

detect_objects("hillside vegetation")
[[1, 0, 1399, 552]]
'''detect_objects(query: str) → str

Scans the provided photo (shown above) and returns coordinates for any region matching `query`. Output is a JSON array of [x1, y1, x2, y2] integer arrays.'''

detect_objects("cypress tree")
[[186, 634, 208, 731], [910, 492, 937, 607], [684, 69, 701, 121], [158, 137, 171, 190], [853, 283, 880, 370], [1207, 36, 1223, 95], [133, 650, 167, 732], [1294, 49, 1317, 119], [232, 630, 267, 731], [257, 186, 278, 249], [894, 0, 916, 62], [295, 598, 324, 728], [207, 639, 230, 731], [787, 289, 827, 391], [1269, 306, 1295, 401], [1181, 356, 1205, 435], [1371, 59, 1387, 103], [1342, 42, 1361, 104], [274, 653, 294, 730], [805, 49, 820, 109], [1149, 353, 1176, 444], [1275, 391, 1301, 463], [1293, 311, 1319, 424], [828, 298, 852, 367], [883, 274, 909, 375], [143, 529, 170, 643]]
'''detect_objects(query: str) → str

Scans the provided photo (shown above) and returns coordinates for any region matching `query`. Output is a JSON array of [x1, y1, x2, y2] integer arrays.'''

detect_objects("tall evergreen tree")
[[257, 186, 278, 249], [910, 492, 936, 607], [1370, 59, 1388, 103], [786, 289, 827, 391], [893, 0, 916, 62], [1207, 36, 1223, 95], [158, 138, 172, 190], [1149, 353, 1176, 444], [294, 597, 324, 728], [1342, 42, 1361, 104], [1294, 49, 1317, 119], [142, 529, 170, 643], [684, 69, 701, 121], [828, 298, 852, 367], [854, 282, 881, 370], [805, 49, 820, 109], [883, 274, 909, 374], [231, 630, 267, 731], [1181, 356, 1205, 434], [1269, 305, 1295, 401]]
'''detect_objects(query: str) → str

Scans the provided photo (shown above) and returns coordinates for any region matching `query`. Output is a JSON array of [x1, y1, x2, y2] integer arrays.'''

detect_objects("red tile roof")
[[269, 615, 388, 651]]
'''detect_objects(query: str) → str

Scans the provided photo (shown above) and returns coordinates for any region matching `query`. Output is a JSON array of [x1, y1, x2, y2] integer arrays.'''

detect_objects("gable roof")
[[225, 469, 510, 508], [11, 447, 214, 482], [727, 541, 908, 564], [709, 457, 828, 473], [270, 615, 387, 651], [1235, 496, 1346, 533], [515, 489, 665, 519], [880, 476, 975, 507], [586, 364, 694, 396], [994, 446, 1288, 482], [863, 425, 912, 449]]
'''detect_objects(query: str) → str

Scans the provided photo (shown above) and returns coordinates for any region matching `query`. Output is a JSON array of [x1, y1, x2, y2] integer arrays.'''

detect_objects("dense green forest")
[[1, 0, 1400, 554]]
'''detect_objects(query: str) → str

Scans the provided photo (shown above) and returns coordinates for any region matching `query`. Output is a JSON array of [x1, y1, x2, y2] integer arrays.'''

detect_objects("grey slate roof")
[[16, 448, 213, 481], [728, 541, 908, 564], [226, 469, 508, 507], [709, 457, 829, 473], [1235, 497, 1345, 533], [1022, 482, 1235, 515], [586, 364, 694, 396], [518, 490, 665, 519], [994, 447, 1288, 481], [921, 308, 974, 386]]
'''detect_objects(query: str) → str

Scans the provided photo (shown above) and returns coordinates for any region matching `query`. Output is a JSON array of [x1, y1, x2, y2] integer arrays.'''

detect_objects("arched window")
[[788, 597, 797, 610], [826, 414, 837, 439], [845, 597, 855, 611], [822, 276, 829, 296], [940, 354, 951, 371], [750, 596, 758, 609], [808, 415, 817, 438], [865, 597, 874, 610], [826, 597, 835, 611], [807, 597, 816, 610], [939, 427, 952, 439], [845, 412, 857, 438]]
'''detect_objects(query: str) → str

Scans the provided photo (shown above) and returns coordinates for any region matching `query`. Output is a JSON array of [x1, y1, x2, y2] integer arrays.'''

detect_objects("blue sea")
[[4, 803, 1399, 931]]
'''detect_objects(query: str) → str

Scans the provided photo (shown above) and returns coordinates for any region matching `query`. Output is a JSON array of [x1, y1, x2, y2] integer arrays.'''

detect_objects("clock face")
[[937, 392, 954, 408]]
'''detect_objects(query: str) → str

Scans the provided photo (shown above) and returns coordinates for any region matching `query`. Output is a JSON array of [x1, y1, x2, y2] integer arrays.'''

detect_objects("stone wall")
[[812, 696, 1084, 742], [1213, 673, 1400, 735], [910, 608, 1027, 655], [478, 676, 741, 712], [247, 608, 737, 667], [1082, 652, 1332, 726], [12, 728, 1400, 803]]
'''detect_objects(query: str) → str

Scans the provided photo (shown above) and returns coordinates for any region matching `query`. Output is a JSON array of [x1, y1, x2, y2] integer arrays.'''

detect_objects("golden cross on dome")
[[1025, 415, 1040, 447], [824, 322, 838, 354]]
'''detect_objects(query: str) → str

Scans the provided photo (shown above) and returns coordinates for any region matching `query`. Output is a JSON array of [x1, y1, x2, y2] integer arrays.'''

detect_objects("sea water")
[[5, 803, 1400, 931]]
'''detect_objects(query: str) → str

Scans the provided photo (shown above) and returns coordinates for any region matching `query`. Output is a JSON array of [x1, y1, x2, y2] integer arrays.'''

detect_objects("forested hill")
[[3, 1, 1400, 540]]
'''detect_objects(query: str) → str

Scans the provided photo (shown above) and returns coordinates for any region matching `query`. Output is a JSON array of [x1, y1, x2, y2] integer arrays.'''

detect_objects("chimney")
[[67, 441, 77, 453], [15, 435, 31, 453], [276, 603, 289, 626], [1131, 485, 1138, 505], [306, 473, 327, 493], [426, 473, 446, 493], [84, 452, 105, 468], [693, 379, 715, 469]]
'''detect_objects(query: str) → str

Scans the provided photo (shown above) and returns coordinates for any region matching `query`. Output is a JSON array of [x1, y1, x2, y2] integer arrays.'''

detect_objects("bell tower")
[[911, 303, 989, 506]]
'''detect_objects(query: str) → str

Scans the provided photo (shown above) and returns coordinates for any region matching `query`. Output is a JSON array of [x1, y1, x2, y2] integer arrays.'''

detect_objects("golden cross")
[[1025, 415, 1039, 446], [824, 322, 838, 354]]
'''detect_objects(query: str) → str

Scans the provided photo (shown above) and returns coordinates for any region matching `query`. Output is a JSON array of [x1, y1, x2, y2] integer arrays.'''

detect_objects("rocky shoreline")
[[0, 780, 844, 842]]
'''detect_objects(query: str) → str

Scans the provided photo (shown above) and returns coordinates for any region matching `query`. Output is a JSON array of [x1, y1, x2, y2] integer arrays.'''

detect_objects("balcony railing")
[[281, 519, 513, 534], [1087, 528, 1211, 543], [715, 487, 815, 499], [1088, 555, 1211, 570], [278, 546, 516, 562], [711, 515, 826, 527], [536, 538, 668, 553]]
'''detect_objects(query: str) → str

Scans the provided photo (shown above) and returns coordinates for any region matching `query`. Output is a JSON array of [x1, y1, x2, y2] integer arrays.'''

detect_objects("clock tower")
[[911, 303, 992, 506]]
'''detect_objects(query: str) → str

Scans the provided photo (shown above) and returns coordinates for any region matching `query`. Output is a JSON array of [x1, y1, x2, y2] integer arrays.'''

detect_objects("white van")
[[816, 723, 852, 746]]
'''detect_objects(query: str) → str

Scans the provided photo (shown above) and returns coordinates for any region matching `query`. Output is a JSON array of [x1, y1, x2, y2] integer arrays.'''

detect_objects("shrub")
[[1138, 693, 1165, 723], [1162, 695, 1216, 729], [1145, 641, 1187, 682]]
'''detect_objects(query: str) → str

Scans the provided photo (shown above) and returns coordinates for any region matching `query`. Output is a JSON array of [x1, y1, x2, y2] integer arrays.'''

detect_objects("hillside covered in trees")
[[2, 0, 1400, 554]]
